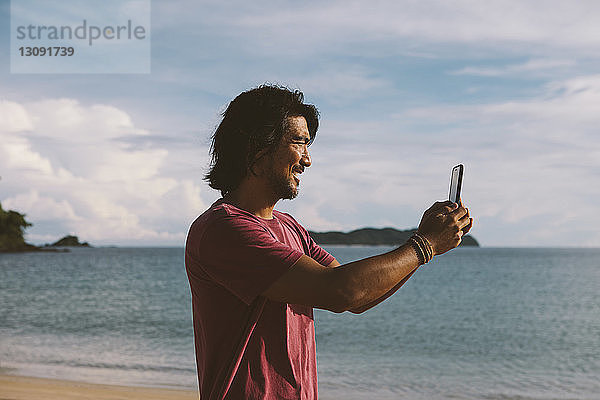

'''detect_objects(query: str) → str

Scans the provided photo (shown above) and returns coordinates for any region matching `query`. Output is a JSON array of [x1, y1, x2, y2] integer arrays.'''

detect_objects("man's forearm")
[[348, 269, 418, 313], [329, 243, 421, 312]]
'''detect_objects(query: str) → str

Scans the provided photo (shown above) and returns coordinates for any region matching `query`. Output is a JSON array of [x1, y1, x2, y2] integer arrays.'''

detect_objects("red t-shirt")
[[185, 200, 334, 400]]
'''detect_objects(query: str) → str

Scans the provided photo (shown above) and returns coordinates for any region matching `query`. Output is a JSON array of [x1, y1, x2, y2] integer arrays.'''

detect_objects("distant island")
[[308, 227, 479, 247], [0, 201, 90, 253], [0, 201, 36, 252], [47, 235, 91, 248]]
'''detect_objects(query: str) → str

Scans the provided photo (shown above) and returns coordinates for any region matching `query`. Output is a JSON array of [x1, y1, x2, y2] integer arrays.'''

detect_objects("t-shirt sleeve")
[[279, 212, 335, 266], [306, 231, 335, 266], [194, 213, 304, 305]]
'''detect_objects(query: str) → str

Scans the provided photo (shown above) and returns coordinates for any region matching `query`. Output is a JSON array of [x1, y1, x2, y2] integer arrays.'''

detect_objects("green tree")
[[0, 202, 33, 252]]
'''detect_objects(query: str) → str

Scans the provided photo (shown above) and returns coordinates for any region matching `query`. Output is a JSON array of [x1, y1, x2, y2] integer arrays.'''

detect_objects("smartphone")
[[449, 164, 464, 204]]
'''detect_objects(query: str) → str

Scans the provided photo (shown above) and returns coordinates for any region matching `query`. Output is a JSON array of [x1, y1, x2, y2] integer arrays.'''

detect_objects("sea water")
[[1, 247, 599, 399]]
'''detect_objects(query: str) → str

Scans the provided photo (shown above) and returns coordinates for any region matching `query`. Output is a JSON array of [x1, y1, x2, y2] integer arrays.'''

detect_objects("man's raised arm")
[[262, 200, 473, 313]]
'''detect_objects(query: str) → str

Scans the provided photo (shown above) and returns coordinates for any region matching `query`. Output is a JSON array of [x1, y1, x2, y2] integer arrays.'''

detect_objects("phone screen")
[[449, 164, 464, 204]]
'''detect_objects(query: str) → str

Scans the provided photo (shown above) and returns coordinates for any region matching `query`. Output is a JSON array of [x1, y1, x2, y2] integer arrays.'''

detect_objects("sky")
[[1, 0, 599, 247]]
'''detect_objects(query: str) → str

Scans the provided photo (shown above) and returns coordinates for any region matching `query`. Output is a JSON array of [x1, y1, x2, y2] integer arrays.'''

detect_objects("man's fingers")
[[431, 201, 458, 216], [423, 201, 454, 218], [461, 218, 474, 234], [456, 206, 470, 220], [429, 200, 455, 211], [459, 216, 472, 230], [446, 204, 467, 220]]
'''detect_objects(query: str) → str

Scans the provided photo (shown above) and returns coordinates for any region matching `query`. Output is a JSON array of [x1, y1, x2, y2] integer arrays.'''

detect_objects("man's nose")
[[300, 148, 311, 167]]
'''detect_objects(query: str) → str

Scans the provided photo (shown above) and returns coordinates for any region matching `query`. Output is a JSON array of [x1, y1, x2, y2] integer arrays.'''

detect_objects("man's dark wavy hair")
[[205, 84, 319, 196]]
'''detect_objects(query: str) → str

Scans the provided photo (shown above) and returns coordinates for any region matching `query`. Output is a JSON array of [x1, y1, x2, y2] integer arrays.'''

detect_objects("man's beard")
[[268, 170, 298, 200]]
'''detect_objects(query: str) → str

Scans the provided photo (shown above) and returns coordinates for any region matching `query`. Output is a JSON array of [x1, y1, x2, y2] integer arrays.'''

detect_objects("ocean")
[[1, 246, 599, 399]]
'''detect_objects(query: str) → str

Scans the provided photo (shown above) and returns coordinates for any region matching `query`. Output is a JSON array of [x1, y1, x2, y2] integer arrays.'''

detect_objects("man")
[[185, 85, 473, 399]]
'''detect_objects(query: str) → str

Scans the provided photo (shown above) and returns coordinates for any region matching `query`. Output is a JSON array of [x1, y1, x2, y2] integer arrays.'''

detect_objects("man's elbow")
[[324, 276, 367, 313], [348, 305, 369, 314], [327, 293, 368, 314], [325, 299, 357, 314]]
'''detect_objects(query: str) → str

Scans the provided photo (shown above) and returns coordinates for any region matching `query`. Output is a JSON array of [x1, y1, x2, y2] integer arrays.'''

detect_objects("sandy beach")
[[0, 374, 198, 400]]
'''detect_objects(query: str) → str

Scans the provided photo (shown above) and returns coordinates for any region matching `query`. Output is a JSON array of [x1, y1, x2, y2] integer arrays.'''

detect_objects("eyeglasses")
[[289, 138, 311, 156]]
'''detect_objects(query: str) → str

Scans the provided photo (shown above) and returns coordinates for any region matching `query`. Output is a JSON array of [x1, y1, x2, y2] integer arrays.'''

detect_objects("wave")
[[41, 359, 195, 374]]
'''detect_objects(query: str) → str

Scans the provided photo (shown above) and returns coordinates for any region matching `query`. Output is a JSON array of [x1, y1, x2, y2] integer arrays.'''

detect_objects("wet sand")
[[0, 374, 198, 400]]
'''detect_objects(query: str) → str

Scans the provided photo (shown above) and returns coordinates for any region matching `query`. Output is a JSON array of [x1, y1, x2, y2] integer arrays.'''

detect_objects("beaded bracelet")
[[408, 236, 426, 265], [408, 233, 434, 264], [413, 233, 434, 262]]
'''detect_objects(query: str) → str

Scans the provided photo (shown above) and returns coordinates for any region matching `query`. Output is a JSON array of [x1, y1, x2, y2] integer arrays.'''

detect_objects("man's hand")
[[417, 200, 473, 256]]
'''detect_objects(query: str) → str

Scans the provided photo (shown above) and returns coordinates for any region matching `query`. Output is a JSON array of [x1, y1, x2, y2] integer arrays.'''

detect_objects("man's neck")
[[223, 181, 278, 220]]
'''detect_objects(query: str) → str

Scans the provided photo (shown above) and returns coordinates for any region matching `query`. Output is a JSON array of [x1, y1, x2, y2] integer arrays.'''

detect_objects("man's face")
[[265, 116, 312, 200]]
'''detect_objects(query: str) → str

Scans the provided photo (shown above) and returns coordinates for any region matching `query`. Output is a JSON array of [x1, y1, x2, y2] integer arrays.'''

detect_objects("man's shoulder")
[[188, 201, 267, 239], [189, 201, 229, 231], [273, 210, 306, 231]]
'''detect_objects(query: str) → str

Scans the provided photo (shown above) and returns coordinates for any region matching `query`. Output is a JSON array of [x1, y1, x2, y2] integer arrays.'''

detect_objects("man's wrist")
[[407, 233, 434, 265]]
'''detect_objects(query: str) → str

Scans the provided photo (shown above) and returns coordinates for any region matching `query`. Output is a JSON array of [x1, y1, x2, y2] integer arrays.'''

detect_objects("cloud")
[[3, 190, 80, 222], [140, 0, 600, 108], [163, 0, 600, 57], [284, 65, 391, 104], [25, 98, 148, 141], [0, 100, 34, 132], [450, 59, 577, 77], [1, 131, 55, 176], [0, 98, 206, 245], [400, 74, 600, 133]]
